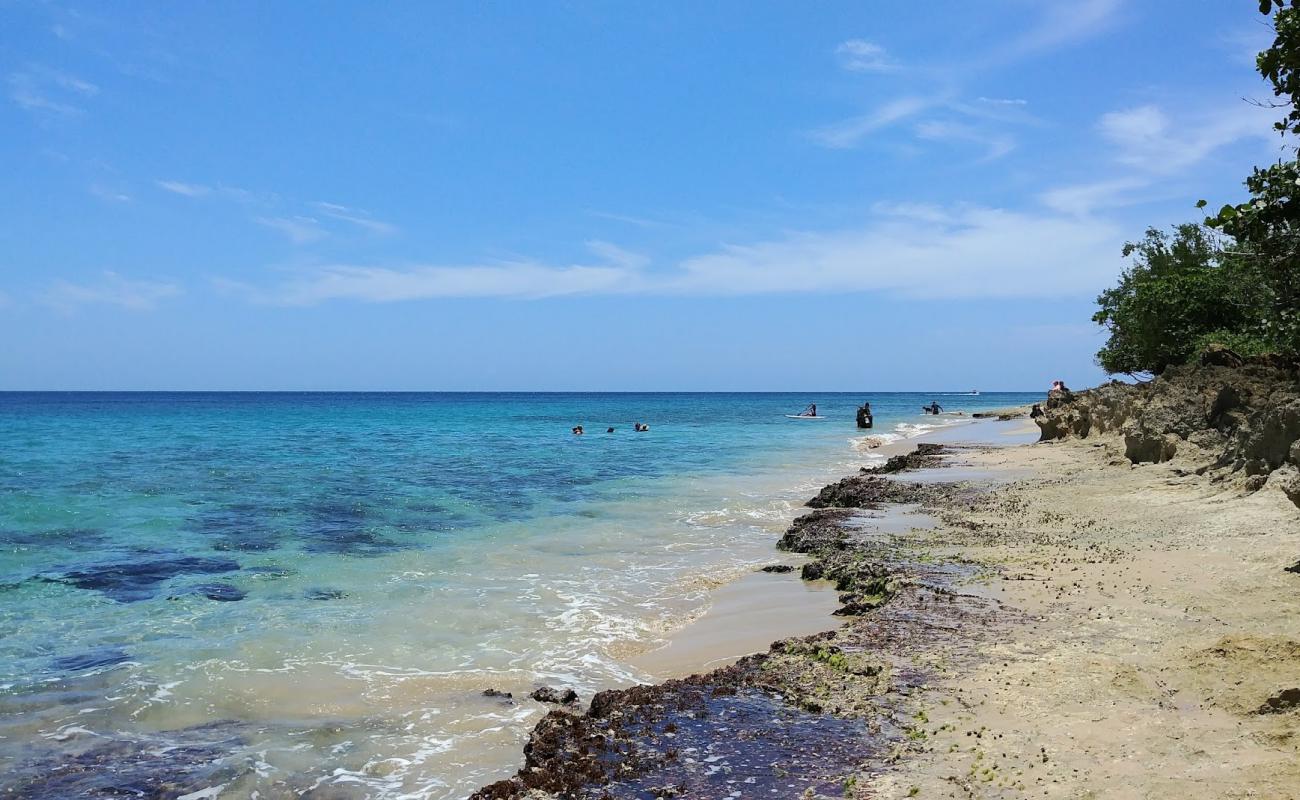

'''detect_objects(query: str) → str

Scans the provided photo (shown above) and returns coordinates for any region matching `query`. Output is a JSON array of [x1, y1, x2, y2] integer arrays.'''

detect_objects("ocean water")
[[0, 391, 1040, 798]]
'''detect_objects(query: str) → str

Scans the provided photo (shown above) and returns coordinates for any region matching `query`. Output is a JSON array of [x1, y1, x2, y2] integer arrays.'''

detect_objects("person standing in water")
[[856, 401, 873, 429]]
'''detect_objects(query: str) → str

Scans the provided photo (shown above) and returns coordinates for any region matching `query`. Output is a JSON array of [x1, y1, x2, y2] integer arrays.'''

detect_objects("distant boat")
[[971, 390, 980, 395]]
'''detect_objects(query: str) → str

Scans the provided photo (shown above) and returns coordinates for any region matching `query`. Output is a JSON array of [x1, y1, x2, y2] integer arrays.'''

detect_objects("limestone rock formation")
[[1035, 352, 1300, 507]]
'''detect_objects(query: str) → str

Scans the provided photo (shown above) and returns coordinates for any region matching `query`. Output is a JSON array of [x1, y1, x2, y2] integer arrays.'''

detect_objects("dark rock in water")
[[805, 475, 941, 509], [305, 587, 348, 600], [777, 509, 856, 553], [190, 583, 245, 602], [530, 686, 579, 705], [1285, 560, 1300, 575], [0, 527, 107, 549], [473, 679, 876, 800], [862, 443, 948, 475], [1, 720, 244, 799], [303, 499, 404, 556], [51, 647, 133, 672], [483, 689, 515, 705], [1258, 687, 1300, 714], [778, 510, 892, 615], [193, 504, 284, 553], [760, 564, 795, 573], [43, 554, 240, 603]]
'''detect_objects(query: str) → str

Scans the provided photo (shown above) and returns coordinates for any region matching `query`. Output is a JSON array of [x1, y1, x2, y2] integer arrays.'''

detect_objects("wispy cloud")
[[810, 96, 935, 148], [976, 96, 1028, 107], [995, 0, 1122, 63], [1041, 100, 1274, 216], [813, 1, 1119, 152], [669, 205, 1119, 298], [835, 39, 899, 73], [1039, 177, 1148, 217], [156, 179, 212, 197], [257, 216, 327, 244], [915, 120, 1015, 162], [7, 66, 98, 116], [311, 202, 398, 236], [89, 183, 131, 203], [1098, 102, 1273, 174], [588, 210, 669, 229], [43, 272, 181, 312], [223, 204, 1122, 305]]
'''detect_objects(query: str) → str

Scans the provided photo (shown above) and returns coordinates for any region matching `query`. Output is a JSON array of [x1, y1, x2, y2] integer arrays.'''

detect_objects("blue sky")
[[0, 1, 1285, 390]]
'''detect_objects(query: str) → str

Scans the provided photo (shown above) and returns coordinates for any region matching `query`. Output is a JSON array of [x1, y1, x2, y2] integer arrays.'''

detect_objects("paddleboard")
[[785, 415, 827, 419]]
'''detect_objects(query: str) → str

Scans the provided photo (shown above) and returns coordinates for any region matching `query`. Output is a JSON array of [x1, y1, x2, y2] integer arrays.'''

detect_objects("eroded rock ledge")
[[1035, 348, 1300, 506]]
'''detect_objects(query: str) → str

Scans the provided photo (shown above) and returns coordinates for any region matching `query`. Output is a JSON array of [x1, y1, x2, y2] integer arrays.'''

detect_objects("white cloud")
[[89, 183, 131, 203], [311, 202, 398, 236], [226, 204, 1122, 305], [257, 216, 326, 244], [1098, 103, 1272, 174], [1039, 178, 1148, 217], [915, 120, 1015, 162], [588, 210, 668, 229], [8, 67, 98, 115], [810, 96, 934, 148], [977, 97, 1028, 106], [835, 39, 899, 73], [43, 272, 181, 312], [1041, 100, 1273, 216], [998, 0, 1122, 62], [669, 205, 1120, 298], [156, 180, 212, 197]]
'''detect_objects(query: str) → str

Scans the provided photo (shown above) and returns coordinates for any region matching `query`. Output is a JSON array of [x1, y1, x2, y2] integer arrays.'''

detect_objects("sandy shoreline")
[[474, 410, 1300, 799], [628, 415, 1033, 681]]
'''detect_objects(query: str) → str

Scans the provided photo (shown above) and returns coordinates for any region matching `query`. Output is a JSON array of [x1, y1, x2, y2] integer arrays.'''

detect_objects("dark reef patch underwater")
[[38, 553, 241, 602], [1, 720, 245, 799]]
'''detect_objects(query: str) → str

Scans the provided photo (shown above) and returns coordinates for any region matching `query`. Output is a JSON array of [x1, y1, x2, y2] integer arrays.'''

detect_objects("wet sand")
[[624, 417, 1025, 681], [629, 569, 842, 678]]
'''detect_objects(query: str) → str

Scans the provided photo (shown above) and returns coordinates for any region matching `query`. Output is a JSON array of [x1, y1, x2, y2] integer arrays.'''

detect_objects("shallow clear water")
[[0, 391, 1039, 798]]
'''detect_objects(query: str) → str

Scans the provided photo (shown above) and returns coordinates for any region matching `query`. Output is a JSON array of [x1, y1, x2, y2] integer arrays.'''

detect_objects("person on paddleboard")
[[802, 403, 817, 417]]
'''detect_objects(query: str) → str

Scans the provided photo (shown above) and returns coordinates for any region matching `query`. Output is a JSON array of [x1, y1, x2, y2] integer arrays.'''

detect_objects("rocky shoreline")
[[474, 383, 1300, 798], [472, 442, 1022, 799]]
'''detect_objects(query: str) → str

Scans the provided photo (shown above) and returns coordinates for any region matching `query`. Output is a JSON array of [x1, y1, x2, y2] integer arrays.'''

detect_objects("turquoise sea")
[[0, 391, 1040, 798]]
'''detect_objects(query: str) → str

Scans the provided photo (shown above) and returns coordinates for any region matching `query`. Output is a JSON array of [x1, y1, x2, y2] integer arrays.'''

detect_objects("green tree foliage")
[[1096, 0, 1300, 373], [1093, 225, 1268, 376], [1257, 0, 1300, 136], [1201, 161, 1300, 355], [1199, 1, 1300, 355]]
